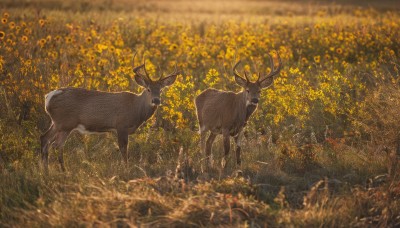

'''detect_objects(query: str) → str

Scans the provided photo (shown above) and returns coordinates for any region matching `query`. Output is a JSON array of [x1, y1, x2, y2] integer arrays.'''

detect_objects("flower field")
[[0, 0, 400, 226]]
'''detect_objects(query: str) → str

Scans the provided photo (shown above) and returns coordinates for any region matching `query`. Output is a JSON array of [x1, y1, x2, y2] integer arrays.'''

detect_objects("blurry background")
[[2, 0, 399, 17]]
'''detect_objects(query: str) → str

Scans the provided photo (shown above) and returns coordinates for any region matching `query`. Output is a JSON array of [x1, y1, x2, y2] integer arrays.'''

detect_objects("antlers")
[[258, 52, 282, 83], [162, 63, 180, 81], [233, 52, 282, 83], [233, 60, 250, 82], [133, 55, 180, 82]]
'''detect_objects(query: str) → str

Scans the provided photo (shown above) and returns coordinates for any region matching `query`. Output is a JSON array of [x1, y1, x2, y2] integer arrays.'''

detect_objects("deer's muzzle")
[[152, 98, 161, 106], [251, 98, 259, 104]]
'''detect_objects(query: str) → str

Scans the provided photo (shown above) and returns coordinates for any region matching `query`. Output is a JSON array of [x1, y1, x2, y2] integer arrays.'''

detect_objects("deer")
[[195, 53, 282, 169], [40, 57, 180, 172]]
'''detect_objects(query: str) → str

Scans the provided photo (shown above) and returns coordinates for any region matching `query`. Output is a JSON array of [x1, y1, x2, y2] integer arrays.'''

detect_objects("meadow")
[[0, 0, 400, 226]]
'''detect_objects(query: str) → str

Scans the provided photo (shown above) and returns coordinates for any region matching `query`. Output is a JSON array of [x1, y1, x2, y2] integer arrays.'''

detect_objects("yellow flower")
[[38, 38, 46, 48], [336, 48, 343, 55], [21, 35, 28, 42], [86, 36, 92, 43], [1, 18, 7, 24], [8, 21, 15, 29], [169, 43, 178, 50], [39, 19, 45, 27], [65, 36, 72, 43], [314, 55, 320, 63], [3, 12, 9, 18], [324, 54, 331, 61], [0, 31, 5, 39]]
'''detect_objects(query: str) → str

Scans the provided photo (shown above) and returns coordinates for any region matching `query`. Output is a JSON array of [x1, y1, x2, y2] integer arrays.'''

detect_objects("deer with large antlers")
[[40, 56, 180, 172], [195, 53, 282, 168]]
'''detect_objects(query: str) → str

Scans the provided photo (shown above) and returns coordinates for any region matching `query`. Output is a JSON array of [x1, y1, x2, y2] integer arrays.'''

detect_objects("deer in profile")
[[40, 57, 180, 172], [195, 53, 282, 168]]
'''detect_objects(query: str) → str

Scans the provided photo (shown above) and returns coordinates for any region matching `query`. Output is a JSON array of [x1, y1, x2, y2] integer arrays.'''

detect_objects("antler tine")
[[233, 60, 248, 81], [131, 51, 140, 74], [244, 71, 250, 81], [132, 51, 142, 75], [163, 63, 180, 80], [158, 64, 163, 80], [259, 52, 282, 82], [269, 52, 282, 76], [173, 63, 179, 75], [174, 63, 179, 74], [132, 51, 137, 67], [133, 63, 146, 78], [142, 60, 153, 82], [267, 53, 274, 74], [132, 54, 153, 83]]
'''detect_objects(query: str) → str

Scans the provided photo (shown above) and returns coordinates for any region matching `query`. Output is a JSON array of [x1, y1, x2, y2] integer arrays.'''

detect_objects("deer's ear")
[[260, 77, 274, 88], [161, 75, 178, 88], [235, 75, 247, 87], [134, 75, 148, 88]]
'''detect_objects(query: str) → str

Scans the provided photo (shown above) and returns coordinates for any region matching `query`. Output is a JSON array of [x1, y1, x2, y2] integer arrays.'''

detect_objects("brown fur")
[[196, 89, 248, 136], [40, 64, 179, 172], [46, 88, 156, 134], [195, 55, 281, 168]]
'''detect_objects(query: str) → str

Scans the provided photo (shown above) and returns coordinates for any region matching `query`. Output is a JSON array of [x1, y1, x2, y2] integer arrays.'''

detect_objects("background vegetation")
[[0, 0, 399, 226]]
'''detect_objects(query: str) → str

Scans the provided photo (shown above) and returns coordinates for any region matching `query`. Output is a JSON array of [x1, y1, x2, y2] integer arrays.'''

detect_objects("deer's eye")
[[147, 88, 151, 92], [246, 89, 250, 93]]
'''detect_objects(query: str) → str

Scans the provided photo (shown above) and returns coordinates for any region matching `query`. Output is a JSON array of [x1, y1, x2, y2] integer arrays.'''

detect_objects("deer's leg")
[[205, 132, 217, 167], [40, 124, 55, 156], [117, 129, 129, 164], [234, 133, 242, 166], [52, 131, 70, 172], [222, 130, 231, 169], [200, 128, 207, 156], [40, 124, 57, 173]]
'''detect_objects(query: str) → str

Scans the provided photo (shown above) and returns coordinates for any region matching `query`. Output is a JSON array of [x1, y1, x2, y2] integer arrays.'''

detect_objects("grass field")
[[0, 0, 400, 227]]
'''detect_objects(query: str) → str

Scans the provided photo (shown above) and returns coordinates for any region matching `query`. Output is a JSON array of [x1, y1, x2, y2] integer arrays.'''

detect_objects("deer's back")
[[46, 87, 136, 131]]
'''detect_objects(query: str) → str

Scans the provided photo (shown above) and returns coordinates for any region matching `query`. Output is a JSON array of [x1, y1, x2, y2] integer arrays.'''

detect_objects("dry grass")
[[1, 124, 398, 226]]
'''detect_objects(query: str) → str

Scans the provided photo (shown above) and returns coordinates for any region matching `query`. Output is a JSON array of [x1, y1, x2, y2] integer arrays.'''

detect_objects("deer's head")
[[133, 60, 180, 106], [233, 53, 282, 106]]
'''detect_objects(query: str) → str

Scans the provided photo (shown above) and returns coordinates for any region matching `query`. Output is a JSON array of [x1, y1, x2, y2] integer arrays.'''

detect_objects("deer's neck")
[[237, 90, 257, 123], [137, 90, 157, 123], [235, 91, 250, 121]]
